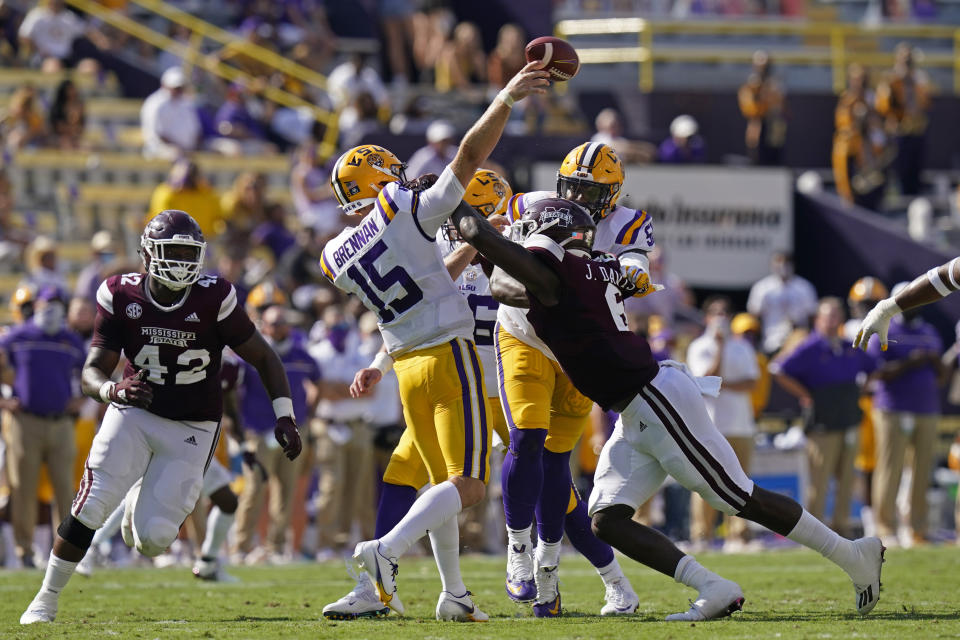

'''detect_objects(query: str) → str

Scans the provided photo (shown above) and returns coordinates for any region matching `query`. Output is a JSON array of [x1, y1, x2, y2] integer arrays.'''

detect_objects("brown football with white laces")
[[525, 36, 580, 82]]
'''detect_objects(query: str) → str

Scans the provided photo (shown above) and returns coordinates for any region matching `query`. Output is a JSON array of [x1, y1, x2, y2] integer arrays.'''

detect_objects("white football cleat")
[[436, 591, 489, 622], [665, 577, 744, 622], [847, 537, 885, 615], [20, 597, 57, 625], [323, 567, 390, 620], [532, 561, 561, 618], [505, 542, 536, 603], [600, 577, 640, 615], [353, 540, 403, 615], [192, 558, 239, 583]]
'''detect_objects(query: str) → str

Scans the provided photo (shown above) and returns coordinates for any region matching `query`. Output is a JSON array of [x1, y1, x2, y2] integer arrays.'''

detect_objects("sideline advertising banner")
[[531, 165, 793, 288]]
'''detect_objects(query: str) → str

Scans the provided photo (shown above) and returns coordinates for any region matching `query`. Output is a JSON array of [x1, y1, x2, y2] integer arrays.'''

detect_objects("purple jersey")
[[524, 236, 660, 410], [92, 272, 256, 422]]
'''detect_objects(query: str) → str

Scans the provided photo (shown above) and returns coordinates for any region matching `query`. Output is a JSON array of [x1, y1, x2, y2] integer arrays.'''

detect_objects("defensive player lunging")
[[319, 61, 549, 621], [20, 210, 302, 625], [451, 197, 886, 621]]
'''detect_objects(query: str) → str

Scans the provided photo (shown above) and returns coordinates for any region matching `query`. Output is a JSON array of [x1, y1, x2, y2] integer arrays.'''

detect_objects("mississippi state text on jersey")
[[93, 273, 256, 422], [524, 236, 659, 410]]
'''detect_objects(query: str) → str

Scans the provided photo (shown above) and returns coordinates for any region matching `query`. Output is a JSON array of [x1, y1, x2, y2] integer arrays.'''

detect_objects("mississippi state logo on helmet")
[[443, 169, 513, 243], [331, 145, 408, 214], [140, 210, 207, 291], [516, 197, 596, 256], [557, 142, 624, 222]]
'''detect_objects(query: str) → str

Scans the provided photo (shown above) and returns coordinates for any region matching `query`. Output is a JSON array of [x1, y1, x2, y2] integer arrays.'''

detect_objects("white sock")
[[37, 554, 77, 602], [673, 555, 719, 591], [380, 481, 462, 558], [91, 505, 124, 547], [201, 507, 235, 559], [535, 539, 561, 568], [786, 509, 856, 571], [507, 525, 532, 552], [428, 514, 467, 595], [596, 558, 626, 586]]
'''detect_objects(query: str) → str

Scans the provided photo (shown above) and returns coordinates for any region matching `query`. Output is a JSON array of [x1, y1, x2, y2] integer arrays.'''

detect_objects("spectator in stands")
[[687, 296, 760, 552], [140, 66, 202, 159], [291, 143, 340, 235], [378, 0, 416, 86], [412, 3, 455, 84], [309, 305, 375, 556], [407, 120, 457, 178], [0, 285, 84, 567], [591, 108, 655, 164], [731, 312, 771, 418], [48, 79, 85, 151], [327, 53, 389, 112], [906, 197, 946, 249], [738, 50, 787, 166], [876, 43, 930, 196], [234, 304, 322, 563], [772, 297, 876, 536], [73, 230, 116, 302], [658, 114, 706, 164], [251, 203, 296, 263], [868, 282, 945, 547], [218, 17, 278, 82], [25, 236, 68, 293], [487, 23, 527, 90], [623, 246, 695, 323], [0, 170, 33, 268], [221, 171, 268, 240], [747, 251, 818, 355], [148, 159, 224, 237], [210, 82, 274, 156], [832, 104, 892, 211], [435, 21, 486, 92], [17, 0, 86, 70], [835, 64, 873, 134], [2, 85, 47, 151], [338, 90, 382, 149], [276, 227, 328, 311]]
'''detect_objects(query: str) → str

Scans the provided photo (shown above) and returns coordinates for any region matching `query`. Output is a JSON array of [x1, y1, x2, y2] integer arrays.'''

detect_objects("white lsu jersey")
[[321, 167, 475, 356], [437, 229, 499, 395], [498, 190, 656, 361]]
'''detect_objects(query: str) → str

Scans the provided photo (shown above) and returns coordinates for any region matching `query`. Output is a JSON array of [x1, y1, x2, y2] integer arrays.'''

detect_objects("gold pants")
[[234, 433, 302, 554], [312, 418, 375, 551], [3, 412, 75, 558], [690, 435, 754, 543], [806, 428, 858, 536], [871, 410, 937, 537]]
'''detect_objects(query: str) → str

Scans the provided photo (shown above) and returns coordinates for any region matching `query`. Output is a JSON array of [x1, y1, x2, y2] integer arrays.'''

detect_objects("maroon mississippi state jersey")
[[524, 235, 659, 411], [92, 272, 257, 422]]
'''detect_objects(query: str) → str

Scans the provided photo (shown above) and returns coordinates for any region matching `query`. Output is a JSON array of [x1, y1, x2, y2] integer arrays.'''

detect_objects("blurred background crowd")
[[0, 0, 959, 571]]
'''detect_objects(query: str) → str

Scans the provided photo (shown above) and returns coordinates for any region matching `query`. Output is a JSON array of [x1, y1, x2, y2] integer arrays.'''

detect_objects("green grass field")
[[1, 545, 958, 639]]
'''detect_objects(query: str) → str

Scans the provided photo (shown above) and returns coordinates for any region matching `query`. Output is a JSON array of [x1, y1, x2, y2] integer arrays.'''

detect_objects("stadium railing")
[[555, 18, 960, 93], [63, 0, 341, 159]]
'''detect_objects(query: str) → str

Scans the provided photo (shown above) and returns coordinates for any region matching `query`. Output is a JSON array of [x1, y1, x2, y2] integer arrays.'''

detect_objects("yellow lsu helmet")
[[443, 169, 513, 243], [246, 281, 287, 314], [330, 145, 408, 214], [557, 142, 624, 222], [10, 284, 35, 323], [848, 277, 889, 303]]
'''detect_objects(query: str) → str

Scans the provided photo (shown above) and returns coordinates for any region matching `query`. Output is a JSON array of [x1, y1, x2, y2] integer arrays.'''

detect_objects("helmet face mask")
[[519, 198, 596, 257], [557, 142, 624, 222], [140, 210, 207, 292], [557, 175, 618, 221]]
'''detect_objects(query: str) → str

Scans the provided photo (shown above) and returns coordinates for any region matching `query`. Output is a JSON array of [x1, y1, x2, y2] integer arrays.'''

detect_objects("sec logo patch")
[[126, 303, 142, 319]]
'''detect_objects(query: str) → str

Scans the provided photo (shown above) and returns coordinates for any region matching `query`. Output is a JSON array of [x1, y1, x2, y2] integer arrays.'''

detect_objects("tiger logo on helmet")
[[330, 145, 408, 215], [557, 142, 624, 222], [443, 169, 513, 243]]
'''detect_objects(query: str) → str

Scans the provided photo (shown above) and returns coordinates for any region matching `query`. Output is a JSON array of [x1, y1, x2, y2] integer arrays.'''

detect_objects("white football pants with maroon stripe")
[[589, 365, 755, 517], [73, 404, 218, 556]]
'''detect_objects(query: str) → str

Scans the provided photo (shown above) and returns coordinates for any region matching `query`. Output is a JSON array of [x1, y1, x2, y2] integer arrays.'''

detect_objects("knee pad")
[[508, 427, 547, 459], [57, 515, 95, 551], [135, 516, 179, 558]]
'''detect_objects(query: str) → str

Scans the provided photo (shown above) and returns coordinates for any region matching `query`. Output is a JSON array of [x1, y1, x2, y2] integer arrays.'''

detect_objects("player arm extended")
[[854, 256, 960, 350], [452, 201, 560, 306]]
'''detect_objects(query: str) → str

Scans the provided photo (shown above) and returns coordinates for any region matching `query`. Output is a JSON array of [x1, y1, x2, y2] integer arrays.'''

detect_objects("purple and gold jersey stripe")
[[319, 250, 335, 281], [377, 189, 400, 223], [615, 210, 648, 245]]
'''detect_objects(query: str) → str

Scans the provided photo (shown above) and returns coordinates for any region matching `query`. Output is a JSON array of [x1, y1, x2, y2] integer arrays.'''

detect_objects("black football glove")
[[110, 369, 153, 408], [274, 416, 302, 461], [404, 172, 439, 192]]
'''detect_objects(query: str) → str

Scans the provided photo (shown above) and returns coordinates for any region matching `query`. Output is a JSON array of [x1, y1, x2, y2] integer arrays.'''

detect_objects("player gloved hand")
[[274, 416, 302, 461], [853, 297, 901, 351], [241, 450, 268, 480], [110, 369, 153, 408], [404, 173, 439, 192], [622, 264, 664, 299]]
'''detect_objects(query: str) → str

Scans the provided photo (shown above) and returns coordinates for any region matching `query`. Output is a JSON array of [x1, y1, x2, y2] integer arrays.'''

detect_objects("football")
[[525, 36, 580, 82]]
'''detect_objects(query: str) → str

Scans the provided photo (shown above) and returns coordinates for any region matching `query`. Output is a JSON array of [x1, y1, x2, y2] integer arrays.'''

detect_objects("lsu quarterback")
[[492, 142, 653, 616], [318, 60, 550, 621]]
